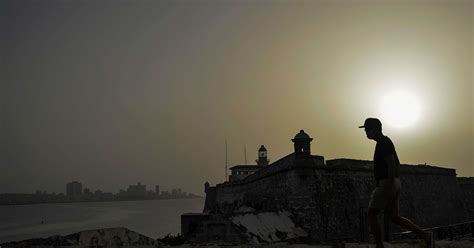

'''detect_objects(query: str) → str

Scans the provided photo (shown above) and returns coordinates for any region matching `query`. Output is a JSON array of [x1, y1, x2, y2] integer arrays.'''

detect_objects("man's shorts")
[[369, 178, 401, 211]]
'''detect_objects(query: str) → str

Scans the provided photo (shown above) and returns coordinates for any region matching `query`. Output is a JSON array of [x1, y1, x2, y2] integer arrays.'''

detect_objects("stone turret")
[[292, 130, 313, 156]]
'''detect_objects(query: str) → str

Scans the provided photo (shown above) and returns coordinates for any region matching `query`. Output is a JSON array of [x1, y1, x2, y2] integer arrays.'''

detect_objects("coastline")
[[0, 195, 203, 206]]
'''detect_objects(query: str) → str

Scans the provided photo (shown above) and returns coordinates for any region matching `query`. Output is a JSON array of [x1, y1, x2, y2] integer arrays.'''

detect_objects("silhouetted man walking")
[[359, 118, 432, 248]]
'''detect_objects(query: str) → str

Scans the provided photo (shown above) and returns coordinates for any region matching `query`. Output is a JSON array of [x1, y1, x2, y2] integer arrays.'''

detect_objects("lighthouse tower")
[[256, 145, 269, 166]]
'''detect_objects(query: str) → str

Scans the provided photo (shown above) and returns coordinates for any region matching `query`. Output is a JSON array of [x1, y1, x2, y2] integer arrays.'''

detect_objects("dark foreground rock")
[[1, 227, 472, 248], [0, 227, 161, 248]]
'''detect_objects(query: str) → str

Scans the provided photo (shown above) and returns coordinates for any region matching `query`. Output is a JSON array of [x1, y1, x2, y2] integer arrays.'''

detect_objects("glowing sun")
[[379, 91, 421, 128]]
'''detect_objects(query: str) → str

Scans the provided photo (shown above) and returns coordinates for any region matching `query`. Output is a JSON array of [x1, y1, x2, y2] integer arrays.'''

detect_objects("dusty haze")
[[1, 0, 473, 195]]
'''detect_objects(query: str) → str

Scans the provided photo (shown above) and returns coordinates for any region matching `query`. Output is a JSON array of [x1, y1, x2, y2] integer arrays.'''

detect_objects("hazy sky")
[[1, 0, 472, 195]]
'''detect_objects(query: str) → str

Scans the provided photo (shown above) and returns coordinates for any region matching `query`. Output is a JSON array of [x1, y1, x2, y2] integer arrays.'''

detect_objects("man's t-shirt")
[[373, 135, 400, 180]]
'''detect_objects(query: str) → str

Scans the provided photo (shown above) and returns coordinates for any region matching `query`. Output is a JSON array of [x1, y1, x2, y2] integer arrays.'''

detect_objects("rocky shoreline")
[[0, 227, 159, 248]]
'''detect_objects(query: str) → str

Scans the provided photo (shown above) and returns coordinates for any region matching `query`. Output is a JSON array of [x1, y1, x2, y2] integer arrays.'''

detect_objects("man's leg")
[[389, 215, 424, 236], [386, 192, 432, 247], [392, 216, 426, 234], [368, 207, 384, 248], [388, 211, 432, 248]]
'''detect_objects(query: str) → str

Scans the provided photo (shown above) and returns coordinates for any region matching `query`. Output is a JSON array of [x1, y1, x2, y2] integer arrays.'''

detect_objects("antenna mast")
[[225, 140, 228, 182], [244, 146, 247, 165]]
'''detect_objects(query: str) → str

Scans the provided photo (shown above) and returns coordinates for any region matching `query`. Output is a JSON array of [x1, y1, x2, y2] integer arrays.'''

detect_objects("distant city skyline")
[[1, 0, 472, 195], [28, 181, 192, 195], [0, 180, 200, 205]]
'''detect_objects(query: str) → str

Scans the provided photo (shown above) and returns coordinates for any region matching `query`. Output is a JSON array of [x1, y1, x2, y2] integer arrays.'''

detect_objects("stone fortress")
[[182, 130, 474, 244]]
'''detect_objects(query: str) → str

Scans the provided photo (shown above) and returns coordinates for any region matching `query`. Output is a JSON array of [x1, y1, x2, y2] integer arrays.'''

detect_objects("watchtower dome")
[[292, 130, 313, 156]]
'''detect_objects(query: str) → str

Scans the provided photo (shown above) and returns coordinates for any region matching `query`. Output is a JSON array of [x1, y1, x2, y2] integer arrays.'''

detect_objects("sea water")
[[0, 198, 205, 243]]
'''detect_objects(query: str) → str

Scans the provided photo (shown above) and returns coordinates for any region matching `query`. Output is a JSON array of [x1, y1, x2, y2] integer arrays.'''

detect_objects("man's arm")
[[384, 154, 398, 195], [384, 154, 398, 179]]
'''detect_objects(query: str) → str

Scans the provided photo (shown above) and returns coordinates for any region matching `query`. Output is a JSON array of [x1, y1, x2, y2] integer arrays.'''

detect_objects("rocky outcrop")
[[181, 210, 308, 244], [230, 211, 308, 243], [1, 227, 161, 248]]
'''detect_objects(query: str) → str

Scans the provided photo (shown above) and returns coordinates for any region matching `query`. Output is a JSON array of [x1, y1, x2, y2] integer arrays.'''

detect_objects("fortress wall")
[[205, 159, 468, 241], [209, 155, 296, 213], [298, 164, 466, 240], [210, 168, 292, 214], [457, 177, 474, 220], [396, 168, 467, 226], [282, 165, 373, 240]]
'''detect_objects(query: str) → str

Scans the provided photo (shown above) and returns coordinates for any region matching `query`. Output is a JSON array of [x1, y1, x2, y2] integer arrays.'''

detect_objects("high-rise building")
[[171, 189, 177, 197], [155, 185, 160, 195], [127, 182, 147, 197], [66, 181, 83, 196]]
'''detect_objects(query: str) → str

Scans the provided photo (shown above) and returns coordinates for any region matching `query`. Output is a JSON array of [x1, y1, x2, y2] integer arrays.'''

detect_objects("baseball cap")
[[358, 118, 382, 130]]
